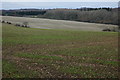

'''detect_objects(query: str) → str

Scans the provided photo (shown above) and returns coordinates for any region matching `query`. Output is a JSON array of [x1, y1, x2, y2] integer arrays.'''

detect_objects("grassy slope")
[[3, 23, 118, 78]]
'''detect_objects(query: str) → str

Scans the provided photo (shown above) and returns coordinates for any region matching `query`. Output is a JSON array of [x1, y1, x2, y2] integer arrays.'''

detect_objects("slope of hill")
[[2, 23, 118, 78], [1, 16, 118, 31]]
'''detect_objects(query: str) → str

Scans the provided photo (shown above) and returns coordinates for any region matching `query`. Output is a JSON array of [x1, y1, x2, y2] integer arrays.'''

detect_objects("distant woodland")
[[1, 8, 118, 25]]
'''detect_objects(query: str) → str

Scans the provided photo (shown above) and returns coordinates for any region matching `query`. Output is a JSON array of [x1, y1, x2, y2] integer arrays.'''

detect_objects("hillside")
[[1, 16, 118, 31], [2, 23, 118, 78]]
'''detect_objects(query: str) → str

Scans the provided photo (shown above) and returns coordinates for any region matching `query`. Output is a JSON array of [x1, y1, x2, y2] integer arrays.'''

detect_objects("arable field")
[[2, 22, 118, 78], [1, 16, 118, 31]]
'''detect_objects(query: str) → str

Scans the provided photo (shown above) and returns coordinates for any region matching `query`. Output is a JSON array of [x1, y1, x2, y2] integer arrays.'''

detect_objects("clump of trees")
[[22, 22, 29, 27], [1, 20, 12, 24], [15, 22, 30, 28], [1, 20, 30, 28], [102, 27, 119, 32]]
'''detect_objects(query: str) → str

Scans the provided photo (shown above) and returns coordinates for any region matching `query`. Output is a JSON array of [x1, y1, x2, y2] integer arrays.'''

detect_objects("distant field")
[[2, 23, 118, 78], [1, 16, 118, 31]]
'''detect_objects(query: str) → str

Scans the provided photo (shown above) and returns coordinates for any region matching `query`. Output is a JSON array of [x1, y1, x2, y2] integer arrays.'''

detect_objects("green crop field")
[[2, 23, 118, 78]]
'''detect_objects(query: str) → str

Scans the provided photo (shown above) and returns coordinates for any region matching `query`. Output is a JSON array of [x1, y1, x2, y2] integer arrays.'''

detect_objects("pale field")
[[0, 16, 118, 31]]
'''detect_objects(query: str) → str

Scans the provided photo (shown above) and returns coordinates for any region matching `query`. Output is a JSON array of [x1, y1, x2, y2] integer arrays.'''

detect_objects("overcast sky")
[[1, 2, 118, 10], [1, 0, 119, 10], [1, 0, 120, 2]]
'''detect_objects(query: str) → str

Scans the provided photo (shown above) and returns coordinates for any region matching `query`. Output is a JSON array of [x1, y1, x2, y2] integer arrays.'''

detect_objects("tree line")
[[1, 9, 46, 16], [1, 8, 118, 25], [43, 9, 118, 25]]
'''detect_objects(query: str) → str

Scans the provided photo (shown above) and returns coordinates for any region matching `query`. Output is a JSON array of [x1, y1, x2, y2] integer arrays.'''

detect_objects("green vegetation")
[[2, 60, 38, 78], [2, 23, 118, 78], [15, 52, 63, 60]]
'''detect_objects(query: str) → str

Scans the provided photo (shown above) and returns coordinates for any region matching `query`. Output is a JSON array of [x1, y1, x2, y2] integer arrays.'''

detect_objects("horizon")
[[1, 2, 118, 10]]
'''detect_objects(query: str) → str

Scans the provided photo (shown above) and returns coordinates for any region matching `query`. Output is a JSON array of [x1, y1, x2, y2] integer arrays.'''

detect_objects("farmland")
[[2, 17, 119, 78], [1, 16, 118, 31]]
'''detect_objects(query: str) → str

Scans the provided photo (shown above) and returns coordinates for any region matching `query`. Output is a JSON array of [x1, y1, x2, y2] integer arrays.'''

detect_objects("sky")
[[1, 0, 120, 2], [0, 0, 119, 10]]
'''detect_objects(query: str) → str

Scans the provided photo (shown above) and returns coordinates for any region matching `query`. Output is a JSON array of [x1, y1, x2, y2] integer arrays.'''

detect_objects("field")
[[2, 17, 119, 78], [1, 16, 118, 31]]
